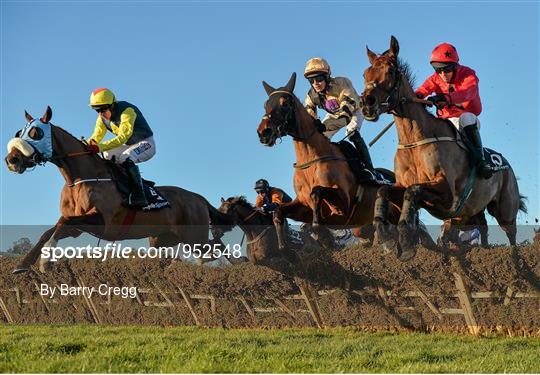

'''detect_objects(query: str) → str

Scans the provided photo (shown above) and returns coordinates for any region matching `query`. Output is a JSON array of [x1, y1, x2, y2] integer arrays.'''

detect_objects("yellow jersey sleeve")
[[98, 107, 137, 152]]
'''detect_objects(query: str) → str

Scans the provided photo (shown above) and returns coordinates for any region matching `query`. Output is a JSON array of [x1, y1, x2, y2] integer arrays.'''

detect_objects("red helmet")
[[430, 43, 459, 65]]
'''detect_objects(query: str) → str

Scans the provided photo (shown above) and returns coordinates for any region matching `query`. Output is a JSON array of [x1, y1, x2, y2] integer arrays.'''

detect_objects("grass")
[[1, 325, 539, 373]]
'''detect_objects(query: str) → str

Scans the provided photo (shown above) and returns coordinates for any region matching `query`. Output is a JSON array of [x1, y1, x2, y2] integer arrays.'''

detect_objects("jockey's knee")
[[459, 112, 480, 130]]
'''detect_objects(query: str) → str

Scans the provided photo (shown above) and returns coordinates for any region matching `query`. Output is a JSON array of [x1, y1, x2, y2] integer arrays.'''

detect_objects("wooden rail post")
[[296, 278, 324, 328], [453, 272, 479, 335]]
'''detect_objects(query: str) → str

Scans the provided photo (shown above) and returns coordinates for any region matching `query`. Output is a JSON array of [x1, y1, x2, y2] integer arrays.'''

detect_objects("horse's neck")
[[52, 127, 110, 185], [393, 79, 454, 144], [238, 207, 270, 235], [293, 102, 333, 162]]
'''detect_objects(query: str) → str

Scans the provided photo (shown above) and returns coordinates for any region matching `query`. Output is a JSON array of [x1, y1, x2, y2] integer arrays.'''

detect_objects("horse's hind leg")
[[470, 211, 488, 247], [488, 201, 517, 246]]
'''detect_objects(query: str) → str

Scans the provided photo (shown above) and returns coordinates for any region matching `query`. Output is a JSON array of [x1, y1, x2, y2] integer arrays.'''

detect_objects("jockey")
[[303, 57, 373, 172], [254, 179, 292, 213], [86, 88, 155, 207], [415, 43, 497, 179]]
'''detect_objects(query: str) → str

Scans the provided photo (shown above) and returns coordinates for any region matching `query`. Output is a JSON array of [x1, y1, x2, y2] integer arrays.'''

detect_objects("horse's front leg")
[[397, 180, 450, 260], [373, 185, 405, 251], [13, 213, 105, 274], [273, 199, 312, 251], [397, 184, 426, 260]]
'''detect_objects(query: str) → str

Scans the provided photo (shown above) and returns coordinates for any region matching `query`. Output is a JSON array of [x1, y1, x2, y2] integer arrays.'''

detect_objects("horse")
[[218, 196, 305, 263], [359, 36, 527, 258], [256, 73, 435, 257], [4, 106, 235, 273]]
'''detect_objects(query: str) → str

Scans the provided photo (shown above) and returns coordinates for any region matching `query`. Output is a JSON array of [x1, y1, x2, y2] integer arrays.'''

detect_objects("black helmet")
[[254, 178, 269, 192]]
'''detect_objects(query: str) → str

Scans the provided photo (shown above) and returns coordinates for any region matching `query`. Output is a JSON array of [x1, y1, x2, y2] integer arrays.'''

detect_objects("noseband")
[[264, 90, 316, 141], [361, 58, 405, 116]]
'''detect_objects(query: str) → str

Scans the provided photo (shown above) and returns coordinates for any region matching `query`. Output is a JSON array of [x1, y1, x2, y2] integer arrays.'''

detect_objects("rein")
[[237, 207, 273, 246]]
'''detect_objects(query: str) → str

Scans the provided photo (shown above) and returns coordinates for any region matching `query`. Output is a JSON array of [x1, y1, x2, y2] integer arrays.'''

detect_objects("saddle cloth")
[[445, 121, 511, 174]]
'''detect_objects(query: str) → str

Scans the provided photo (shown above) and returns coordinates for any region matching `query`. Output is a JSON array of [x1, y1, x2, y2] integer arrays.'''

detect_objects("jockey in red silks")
[[415, 43, 497, 179]]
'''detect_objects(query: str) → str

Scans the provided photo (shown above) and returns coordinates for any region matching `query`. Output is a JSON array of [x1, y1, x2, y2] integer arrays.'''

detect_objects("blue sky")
[[1, 1, 538, 227]]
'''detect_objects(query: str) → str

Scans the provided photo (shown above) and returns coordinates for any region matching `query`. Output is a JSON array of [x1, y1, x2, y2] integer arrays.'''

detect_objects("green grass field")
[[1, 325, 539, 373]]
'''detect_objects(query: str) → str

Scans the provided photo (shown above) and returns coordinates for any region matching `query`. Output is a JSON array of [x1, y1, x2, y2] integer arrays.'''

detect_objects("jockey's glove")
[[427, 94, 448, 107], [263, 203, 278, 213], [85, 144, 100, 154]]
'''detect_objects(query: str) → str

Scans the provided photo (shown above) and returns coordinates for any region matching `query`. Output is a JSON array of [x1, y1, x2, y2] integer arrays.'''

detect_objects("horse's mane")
[[397, 58, 416, 88], [227, 196, 254, 209], [396, 58, 439, 121], [51, 124, 85, 146]]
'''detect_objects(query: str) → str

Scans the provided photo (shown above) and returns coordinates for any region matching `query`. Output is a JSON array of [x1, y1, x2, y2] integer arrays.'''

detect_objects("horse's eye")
[[28, 127, 44, 140]]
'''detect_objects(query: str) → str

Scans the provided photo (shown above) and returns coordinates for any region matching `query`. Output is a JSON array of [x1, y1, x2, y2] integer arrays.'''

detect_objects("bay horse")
[[257, 73, 434, 257], [5, 107, 235, 273], [359, 36, 526, 258], [218, 196, 304, 263]]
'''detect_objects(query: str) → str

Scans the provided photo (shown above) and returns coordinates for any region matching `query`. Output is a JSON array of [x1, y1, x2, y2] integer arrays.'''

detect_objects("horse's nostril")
[[262, 128, 272, 137], [8, 157, 19, 165], [365, 95, 376, 107]]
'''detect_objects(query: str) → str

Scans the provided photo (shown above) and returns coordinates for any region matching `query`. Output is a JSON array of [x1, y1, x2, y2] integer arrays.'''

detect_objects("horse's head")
[[219, 196, 252, 222], [257, 72, 298, 146], [360, 36, 402, 122], [5, 107, 54, 174]]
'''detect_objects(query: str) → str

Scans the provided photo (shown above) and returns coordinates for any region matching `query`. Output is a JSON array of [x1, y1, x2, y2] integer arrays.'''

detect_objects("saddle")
[[333, 141, 394, 185], [105, 160, 170, 211]]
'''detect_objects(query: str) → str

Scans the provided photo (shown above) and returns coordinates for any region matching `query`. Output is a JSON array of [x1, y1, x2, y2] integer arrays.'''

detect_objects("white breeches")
[[102, 136, 156, 164], [448, 112, 481, 131]]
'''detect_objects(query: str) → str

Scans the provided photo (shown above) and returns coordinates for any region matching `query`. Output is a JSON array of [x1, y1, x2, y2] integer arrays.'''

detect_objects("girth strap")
[[294, 155, 347, 169], [398, 137, 456, 150]]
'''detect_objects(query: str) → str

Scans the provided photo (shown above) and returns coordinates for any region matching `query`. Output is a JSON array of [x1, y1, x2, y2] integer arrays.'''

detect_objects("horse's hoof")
[[12, 267, 29, 274], [398, 245, 417, 261], [381, 239, 398, 255], [39, 261, 53, 274]]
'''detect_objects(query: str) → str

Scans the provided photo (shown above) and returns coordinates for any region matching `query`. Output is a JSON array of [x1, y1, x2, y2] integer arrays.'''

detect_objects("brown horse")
[[5, 107, 235, 273], [359, 36, 526, 258], [257, 73, 434, 256], [218, 196, 305, 263]]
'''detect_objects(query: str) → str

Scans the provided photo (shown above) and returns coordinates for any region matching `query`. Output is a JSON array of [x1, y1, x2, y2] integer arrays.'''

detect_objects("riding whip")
[[368, 120, 395, 147]]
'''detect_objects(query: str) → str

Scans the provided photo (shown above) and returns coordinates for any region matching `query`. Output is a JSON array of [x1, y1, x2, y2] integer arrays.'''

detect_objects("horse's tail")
[[519, 194, 528, 214]]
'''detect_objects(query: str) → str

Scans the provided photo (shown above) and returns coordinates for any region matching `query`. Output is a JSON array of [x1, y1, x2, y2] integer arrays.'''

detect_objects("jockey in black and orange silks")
[[254, 179, 292, 213]]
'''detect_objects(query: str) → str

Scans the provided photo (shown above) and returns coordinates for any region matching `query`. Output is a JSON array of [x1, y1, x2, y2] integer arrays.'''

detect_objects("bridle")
[[223, 201, 273, 245], [264, 90, 316, 142], [361, 57, 406, 116]]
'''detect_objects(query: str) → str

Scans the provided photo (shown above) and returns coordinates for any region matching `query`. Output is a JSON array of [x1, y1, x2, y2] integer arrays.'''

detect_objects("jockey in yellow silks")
[[86, 87, 155, 207]]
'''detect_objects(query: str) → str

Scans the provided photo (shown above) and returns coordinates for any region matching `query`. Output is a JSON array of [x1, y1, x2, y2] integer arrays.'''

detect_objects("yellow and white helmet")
[[89, 88, 116, 108], [304, 57, 331, 78]]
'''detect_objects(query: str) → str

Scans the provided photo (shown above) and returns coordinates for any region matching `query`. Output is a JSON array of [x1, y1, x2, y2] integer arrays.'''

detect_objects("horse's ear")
[[285, 72, 296, 92], [40, 106, 52, 123], [366, 46, 377, 64], [388, 35, 399, 59], [221, 197, 225, 203], [262, 81, 275, 96], [25, 110, 34, 123]]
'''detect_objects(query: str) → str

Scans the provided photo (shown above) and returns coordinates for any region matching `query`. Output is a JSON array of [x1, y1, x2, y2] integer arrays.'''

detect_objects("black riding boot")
[[122, 159, 148, 207], [463, 124, 494, 179], [349, 130, 373, 170]]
